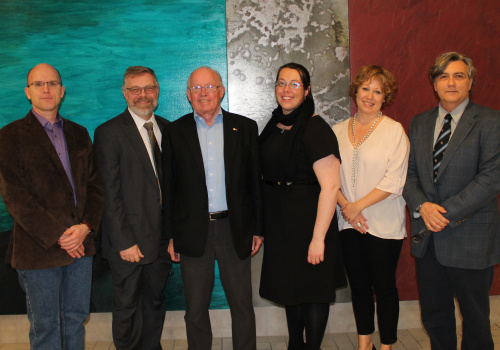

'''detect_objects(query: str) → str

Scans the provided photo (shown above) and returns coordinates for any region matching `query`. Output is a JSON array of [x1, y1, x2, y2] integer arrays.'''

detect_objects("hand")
[[168, 239, 180, 262], [66, 244, 85, 258], [350, 213, 369, 234], [340, 202, 363, 223], [251, 236, 264, 256], [420, 202, 449, 232], [59, 224, 89, 254], [307, 238, 325, 265], [119, 244, 144, 262]]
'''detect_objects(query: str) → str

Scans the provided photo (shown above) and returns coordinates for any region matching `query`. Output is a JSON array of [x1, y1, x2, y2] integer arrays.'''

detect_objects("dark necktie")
[[433, 114, 452, 181], [143, 122, 162, 193]]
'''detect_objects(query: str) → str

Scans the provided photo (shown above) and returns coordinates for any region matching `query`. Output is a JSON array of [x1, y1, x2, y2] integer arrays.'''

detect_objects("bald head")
[[25, 63, 65, 122], [27, 63, 62, 86]]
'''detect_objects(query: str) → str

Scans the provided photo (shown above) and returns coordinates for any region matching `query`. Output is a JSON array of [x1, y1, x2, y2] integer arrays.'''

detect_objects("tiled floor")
[[1, 323, 499, 350]]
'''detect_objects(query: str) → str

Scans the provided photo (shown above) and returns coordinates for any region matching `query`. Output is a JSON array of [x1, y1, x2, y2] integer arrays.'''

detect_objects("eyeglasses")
[[412, 227, 431, 243], [275, 81, 303, 89], [188, 84, 220, 93], [27, 81, 62, 89], [125, 86, 158, 95]]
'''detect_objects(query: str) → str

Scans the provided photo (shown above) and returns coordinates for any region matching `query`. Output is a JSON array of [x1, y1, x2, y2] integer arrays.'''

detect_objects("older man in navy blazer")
[[163, 66, 263, 350], [403, 52, 500, 350]]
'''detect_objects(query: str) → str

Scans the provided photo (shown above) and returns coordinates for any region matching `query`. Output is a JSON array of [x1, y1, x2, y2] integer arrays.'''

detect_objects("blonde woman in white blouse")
[[332, 65, 409, 350]]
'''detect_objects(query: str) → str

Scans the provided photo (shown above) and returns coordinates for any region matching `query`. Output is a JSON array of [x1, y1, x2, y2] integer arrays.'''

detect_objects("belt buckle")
[[209, 212, 216, 221]]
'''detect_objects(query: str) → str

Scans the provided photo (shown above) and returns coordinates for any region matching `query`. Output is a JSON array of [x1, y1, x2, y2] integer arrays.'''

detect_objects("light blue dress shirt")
[[194, 110, 227, 212]]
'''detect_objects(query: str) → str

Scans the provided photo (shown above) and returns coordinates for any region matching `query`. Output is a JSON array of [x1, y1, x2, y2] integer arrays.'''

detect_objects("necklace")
[[350, 111, 382, 192]]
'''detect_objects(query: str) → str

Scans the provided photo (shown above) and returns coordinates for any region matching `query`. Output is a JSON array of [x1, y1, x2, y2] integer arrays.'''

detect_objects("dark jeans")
[[340, 229, 402, 345], [17, 256, 92, 350], [416, 236, 494, 350], [180, 217, 256, 350]]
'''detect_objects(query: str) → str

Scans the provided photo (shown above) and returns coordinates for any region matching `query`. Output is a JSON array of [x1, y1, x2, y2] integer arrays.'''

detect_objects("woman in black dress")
[[259, 63, 346, 349]]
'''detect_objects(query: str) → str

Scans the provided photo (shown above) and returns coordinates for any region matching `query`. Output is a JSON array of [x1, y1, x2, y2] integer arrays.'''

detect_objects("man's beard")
[[128, 98, 158, 118]]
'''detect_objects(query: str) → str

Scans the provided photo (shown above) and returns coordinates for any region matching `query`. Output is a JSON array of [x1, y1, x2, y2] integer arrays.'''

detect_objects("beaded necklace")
[[350, 111, 382, 192]]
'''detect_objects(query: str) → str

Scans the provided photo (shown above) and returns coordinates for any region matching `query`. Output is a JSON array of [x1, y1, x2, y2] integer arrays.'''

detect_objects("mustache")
[[134, 98, 153, 104]]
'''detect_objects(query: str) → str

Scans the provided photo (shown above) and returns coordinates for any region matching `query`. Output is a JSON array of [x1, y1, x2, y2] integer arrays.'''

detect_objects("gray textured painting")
[[226, 0, 350, 130], [226, 0, 351, 305]]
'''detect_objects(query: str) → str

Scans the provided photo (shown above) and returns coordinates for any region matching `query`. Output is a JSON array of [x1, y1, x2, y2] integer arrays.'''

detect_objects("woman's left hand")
[[307, 238, 325, 265], [340, 202, 362, 223]]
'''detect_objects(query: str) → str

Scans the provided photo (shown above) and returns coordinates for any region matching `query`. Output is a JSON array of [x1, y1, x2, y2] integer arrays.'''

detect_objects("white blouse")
[[332, 116, 410, 239]]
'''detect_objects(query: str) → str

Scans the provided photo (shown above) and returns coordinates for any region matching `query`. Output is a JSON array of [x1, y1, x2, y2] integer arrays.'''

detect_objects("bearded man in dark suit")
[[403, 52, 500, 350], [163, 66, 263, 350], [94, 66, 171, 350], [0, 63, 104, 350]]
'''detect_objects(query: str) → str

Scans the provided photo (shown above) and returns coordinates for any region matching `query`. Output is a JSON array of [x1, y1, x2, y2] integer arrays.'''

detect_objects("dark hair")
[[350, 65, 398, 107], [275, 62, 313, 100], [122, 66, 159, 89], [429, 52, 476, 94]]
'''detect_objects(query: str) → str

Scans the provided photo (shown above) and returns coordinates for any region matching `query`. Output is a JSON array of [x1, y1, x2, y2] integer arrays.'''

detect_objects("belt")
[[264, 180, 319, 186], [209, 210, 229, 221]]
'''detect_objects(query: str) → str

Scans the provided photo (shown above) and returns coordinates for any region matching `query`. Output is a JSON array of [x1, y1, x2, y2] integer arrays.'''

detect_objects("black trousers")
[[108, 248, 172, 350], [416, 236, 494, 350], [340, 229, 402, 345], [180, 217, 256, 350]]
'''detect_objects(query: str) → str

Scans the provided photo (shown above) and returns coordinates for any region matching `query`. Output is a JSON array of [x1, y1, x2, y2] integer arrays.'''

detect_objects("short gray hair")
[[429, 52, 476, 94], [122, 66, 159, 89], [187, 66, 223, 88]]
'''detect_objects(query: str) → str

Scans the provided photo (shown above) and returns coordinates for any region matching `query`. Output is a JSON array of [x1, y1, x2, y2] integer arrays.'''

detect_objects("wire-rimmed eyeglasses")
[[125, 86, 158, 95]]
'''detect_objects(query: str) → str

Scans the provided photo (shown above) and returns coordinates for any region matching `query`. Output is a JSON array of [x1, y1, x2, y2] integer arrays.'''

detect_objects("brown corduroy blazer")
[[0, 111, 104, 269]]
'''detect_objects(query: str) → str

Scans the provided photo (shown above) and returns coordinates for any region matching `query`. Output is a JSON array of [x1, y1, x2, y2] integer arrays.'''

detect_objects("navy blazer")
[[162, 109, 263, 259], [403, 102, 500, 269], [94, 109, 169, 264]]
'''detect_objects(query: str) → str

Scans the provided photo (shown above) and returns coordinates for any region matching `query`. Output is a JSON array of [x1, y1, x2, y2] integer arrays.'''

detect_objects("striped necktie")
[[433, 114, 452, 181]]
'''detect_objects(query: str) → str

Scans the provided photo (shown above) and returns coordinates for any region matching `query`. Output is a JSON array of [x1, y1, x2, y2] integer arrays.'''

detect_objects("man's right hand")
[[119, 244, 144, 262], [168, 239, 180, 262], [420, 202, 449, 232]]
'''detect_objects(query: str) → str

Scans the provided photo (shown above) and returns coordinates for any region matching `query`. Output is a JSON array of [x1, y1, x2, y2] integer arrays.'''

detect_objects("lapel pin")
[[233, 128, 238, 131]]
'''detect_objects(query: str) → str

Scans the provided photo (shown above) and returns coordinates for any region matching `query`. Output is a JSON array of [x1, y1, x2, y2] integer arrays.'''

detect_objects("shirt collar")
[[438, 98, 469, 124], [32, 109, 63, 129], [128, 108, 158, 130], [194, 108, 223, 128]]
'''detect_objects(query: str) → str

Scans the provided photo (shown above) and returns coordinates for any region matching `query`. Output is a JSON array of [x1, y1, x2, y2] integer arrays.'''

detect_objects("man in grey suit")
[[94, 66, 171, 350], [403, 52, 500, 350]]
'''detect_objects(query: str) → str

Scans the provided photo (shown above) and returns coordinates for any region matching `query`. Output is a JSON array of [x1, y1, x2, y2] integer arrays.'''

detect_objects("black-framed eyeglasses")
[[275, 81, 302, 89], [412, 227, 431, 243], [125, 86, 158, 95], [27, 81, 62, 89], [188, 84, 220, 93]]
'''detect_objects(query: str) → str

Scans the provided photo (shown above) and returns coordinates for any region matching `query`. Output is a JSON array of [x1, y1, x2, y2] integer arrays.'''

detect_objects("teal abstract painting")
[[0, 0, 229, 313]]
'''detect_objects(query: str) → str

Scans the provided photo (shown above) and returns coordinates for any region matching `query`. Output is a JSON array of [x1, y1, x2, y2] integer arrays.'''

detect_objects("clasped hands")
[[420, 202, 449, 232], [340, 202, 368, 234], [58, 224, 90, 258]]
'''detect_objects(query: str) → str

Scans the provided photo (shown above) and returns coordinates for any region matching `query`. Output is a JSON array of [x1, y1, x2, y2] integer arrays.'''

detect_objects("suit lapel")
[[182, 114, 206, 178], [120, 111, 159, 187], [222, 110, 237, 172], [420, 108, 439, 185], [436, 102, 476, 181], [25, 113, 74, 193]]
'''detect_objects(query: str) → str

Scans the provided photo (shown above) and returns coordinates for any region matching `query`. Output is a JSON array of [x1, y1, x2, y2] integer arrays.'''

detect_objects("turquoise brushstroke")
[[0, 0, 229, 311]]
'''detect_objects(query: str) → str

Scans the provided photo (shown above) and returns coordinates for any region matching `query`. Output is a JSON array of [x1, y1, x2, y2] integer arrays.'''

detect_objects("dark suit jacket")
[[94, 109, 169, 264], [403, 101, 500, 269], [162, 109, 262, 259], [0, 111, 104, 269]]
